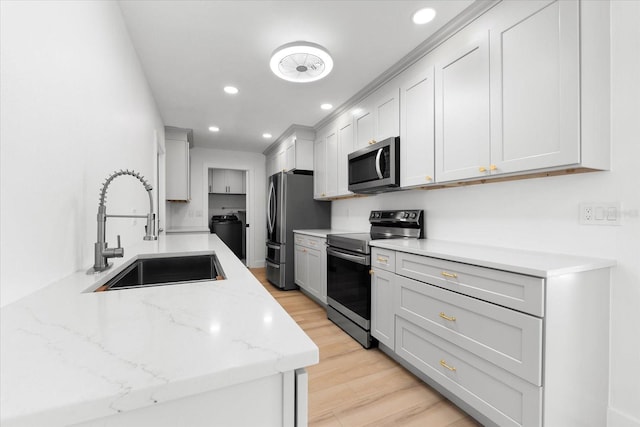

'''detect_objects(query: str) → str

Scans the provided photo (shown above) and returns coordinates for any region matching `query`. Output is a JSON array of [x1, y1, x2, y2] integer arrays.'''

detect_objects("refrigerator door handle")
[[267, 181, 275, 234]]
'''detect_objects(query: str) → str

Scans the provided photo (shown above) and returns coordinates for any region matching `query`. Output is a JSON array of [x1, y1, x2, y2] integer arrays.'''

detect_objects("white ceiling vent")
[[270, 41, 333, 83]]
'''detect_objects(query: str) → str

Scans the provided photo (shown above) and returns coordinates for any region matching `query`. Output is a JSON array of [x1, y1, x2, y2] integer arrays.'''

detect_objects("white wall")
[[0, 1, 164, 306], [332, 2, 640, 424], [167, 147, 266, 268]]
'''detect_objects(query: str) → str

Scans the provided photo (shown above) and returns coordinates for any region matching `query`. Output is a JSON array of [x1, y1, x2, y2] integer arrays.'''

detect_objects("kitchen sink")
[[94, 253, 224, 292]]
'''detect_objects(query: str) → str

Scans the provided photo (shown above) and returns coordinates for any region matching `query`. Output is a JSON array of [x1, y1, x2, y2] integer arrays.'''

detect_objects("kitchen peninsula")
[[0, 234, 317, 427]]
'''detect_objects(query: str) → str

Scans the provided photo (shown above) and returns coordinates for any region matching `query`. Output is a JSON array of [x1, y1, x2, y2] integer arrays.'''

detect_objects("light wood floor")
[[250, 268, 482, 427]]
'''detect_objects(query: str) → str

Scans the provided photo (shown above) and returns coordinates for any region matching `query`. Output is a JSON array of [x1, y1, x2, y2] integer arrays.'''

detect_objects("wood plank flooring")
[[250, 268, 482, 427]]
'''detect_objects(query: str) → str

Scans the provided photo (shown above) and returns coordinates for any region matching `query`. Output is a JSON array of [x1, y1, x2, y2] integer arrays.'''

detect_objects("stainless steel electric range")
[[326, 210, 424, 348]]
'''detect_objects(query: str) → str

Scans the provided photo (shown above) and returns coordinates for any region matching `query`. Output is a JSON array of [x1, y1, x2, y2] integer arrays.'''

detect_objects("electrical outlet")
[[580, 202, 621, 225]]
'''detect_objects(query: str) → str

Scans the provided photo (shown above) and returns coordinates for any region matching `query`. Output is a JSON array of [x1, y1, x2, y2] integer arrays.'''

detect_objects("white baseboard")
[[250, 260, 265, 269], [608, 407, 640, 427]]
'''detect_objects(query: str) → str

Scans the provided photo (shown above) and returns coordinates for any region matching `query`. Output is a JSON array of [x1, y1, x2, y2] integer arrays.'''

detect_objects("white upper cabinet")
[[314, 110, 356, 200], [434, 26, 491, 183], [209, 169, 245, 194], [165, 127, 192, 202], [336, 112, 354, 196], [400, 56, 435, 188], [313, 0, 608, 189], [264, 128, 315, 177], [325, 126, 338, 198], [284, 136, 314, 172], [313, 131, 327, 199], [354, 80, 400, 151], [489, 0, 580, 175], [165, 139, 191, 201]]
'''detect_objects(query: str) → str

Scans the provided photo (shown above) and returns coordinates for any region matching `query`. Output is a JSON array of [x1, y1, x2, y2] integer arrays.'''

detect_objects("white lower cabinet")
[[294, 233, 327, 305], [371, 267, 395, 349], [74, 370, 307, 427], [371, 245, 611, 427]]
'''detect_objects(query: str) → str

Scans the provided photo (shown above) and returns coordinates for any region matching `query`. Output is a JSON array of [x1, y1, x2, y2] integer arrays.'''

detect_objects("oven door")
[[326, 247, 371, 328]]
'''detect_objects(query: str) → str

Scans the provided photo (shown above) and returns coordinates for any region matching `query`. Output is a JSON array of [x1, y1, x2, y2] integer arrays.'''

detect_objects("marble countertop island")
[[1, 234, 318, 427]]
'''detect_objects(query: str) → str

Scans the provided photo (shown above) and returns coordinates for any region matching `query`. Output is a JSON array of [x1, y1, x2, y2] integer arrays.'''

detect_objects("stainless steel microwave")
[[348, 136, 400, 194]]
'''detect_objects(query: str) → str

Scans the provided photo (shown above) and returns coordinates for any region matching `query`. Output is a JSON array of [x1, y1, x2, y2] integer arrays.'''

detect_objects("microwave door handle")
[[375, 148, 383, 179]]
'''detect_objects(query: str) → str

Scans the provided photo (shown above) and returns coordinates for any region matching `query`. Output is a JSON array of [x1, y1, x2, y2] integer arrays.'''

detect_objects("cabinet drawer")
[[294, 234, 305, 246], [396, 317, 541, 427], [305, 236, 325, 250], [371, 248, 395, 272], [396, 276, 542, 385], [395, 252, 544, 316]]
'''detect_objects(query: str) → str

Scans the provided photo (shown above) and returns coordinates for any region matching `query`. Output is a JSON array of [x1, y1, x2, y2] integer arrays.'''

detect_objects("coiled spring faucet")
[[89, 169, 157, 273]]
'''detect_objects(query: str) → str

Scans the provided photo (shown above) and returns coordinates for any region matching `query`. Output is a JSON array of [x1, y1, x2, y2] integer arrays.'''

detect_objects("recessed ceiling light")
[[209, 126, 220, 132], [270, 41, 333, 83], [412, 8, 437, 25], [262, 133, 272, 139], [223, 86, 238, 94], [321, 103, 333, 110]]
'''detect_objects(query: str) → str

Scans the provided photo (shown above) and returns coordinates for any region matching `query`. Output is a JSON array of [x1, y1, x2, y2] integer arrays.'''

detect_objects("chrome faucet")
[[89, 169, 157, 273]]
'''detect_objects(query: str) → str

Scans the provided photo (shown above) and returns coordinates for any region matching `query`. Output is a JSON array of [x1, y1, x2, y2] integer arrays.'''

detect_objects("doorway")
[[206, 167, 249, 265]]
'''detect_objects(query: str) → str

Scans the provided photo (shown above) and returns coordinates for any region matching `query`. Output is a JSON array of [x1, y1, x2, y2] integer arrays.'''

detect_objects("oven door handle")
[[327, 247, 370, 265], [265, 260, 280, 269]]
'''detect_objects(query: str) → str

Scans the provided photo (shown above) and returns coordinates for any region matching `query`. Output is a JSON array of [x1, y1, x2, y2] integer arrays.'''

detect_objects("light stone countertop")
[[0, 234, 318, 427], [164, 226, 211, 234], [293, 229, 358, 238], [370, 238, 615, 277]]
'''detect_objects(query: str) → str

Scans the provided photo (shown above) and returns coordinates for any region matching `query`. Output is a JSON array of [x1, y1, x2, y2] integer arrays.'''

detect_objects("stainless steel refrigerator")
[[266, 171, 331, 290]]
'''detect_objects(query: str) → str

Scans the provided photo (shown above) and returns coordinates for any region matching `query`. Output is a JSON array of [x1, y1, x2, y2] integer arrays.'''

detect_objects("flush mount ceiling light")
[[262, 133, 272, 139], [412, 7, 437, 24], [223, 86, 238, 94], [320, 103, 333, 110], [270, 41, 333, 83], [208, 126, 220, 132]]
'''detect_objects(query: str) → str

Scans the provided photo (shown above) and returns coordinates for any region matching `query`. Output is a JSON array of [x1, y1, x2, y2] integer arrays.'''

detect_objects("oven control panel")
[[369, 210, 423, 223]]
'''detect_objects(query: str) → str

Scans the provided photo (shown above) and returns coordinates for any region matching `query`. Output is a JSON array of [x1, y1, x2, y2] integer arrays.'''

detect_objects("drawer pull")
[[441, 271, 458, 279], [369, 270, 374, 275], [439, 359, 457, 372], [376, 256, 388, 264], [439, 312, 457, 322]]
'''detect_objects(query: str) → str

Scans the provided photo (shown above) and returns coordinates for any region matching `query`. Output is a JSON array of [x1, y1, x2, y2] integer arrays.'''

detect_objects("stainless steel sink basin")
[[94, 253, 224, 292]]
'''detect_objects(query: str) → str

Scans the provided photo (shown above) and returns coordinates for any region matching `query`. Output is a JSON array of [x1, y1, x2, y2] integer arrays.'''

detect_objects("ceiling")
[[118, 1, 474, 153]]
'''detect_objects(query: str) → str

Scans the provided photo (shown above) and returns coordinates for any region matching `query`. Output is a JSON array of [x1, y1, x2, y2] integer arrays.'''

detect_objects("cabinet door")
[[210, 169, 227, 193], [285, 143, 296, 172], [490, 0, 579, 175], [401, 60, 435, 188], [325, 126, 338, 198], [371, 268, 396, 349], [435, 28, 491, 182], [337, 115, 354, 196], [313, 137, 327, 199], [373, 84, 400, 142], [294, 245, 308, 289], [165, 139, 190, 201], [306, 247, 323, 303], [353, 99, 374, 150], [226, 170, 244, 193]]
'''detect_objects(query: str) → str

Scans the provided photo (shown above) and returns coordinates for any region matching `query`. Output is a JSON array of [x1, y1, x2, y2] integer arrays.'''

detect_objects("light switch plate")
[[580, 202, 621, 225]]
